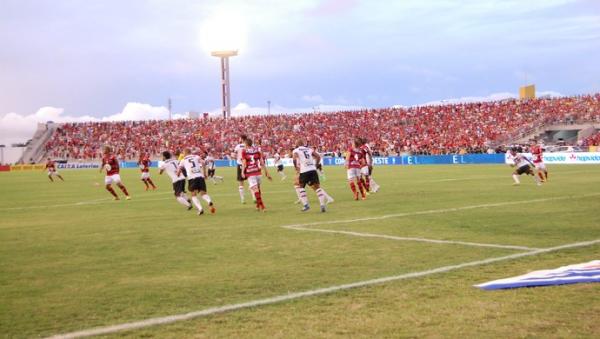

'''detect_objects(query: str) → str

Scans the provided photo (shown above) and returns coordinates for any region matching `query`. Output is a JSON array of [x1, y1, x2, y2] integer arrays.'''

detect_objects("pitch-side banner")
[[474, 260, 600, 290]]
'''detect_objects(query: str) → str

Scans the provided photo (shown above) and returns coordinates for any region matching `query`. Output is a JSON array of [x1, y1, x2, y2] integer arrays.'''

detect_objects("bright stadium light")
[[200, 11, 248, 119]]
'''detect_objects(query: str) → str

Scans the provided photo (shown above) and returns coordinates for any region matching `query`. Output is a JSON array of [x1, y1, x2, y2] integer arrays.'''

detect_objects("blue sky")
[[0, 0, 599, 152]]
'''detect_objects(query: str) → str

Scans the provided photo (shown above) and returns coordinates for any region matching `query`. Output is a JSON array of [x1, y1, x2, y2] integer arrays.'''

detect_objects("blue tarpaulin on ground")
[[475, 260, 600, 290]]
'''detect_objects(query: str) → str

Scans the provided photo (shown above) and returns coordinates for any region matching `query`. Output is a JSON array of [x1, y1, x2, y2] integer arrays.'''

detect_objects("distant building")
[[519, 84, 536, 99]]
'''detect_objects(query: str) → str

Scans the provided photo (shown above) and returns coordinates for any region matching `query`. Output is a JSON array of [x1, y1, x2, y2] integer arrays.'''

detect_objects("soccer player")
[[44, 157, 64, 182], [346, 138, 368, 200], [137, 153, 157, 191], [360, 138, 380, 193], [273, 150, 286, 180], [233, 134, 254, 204], [508, 148, 541, 186], [530, 141, 548, 182], [204, 151, 223, 184], [178, 149, 216, 215], [293, 139, 334, 212], [100, 146, 131, 200], [241, 138, 271, 211], [158, 151, 192, 210]]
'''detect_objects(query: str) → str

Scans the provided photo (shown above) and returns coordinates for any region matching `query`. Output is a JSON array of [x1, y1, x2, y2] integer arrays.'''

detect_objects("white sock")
[[202, 194, 212, 205], [176, 196, 191, 207], [512, 174, 520, 184], [532, 174, 540, 183], [278, 171, 285, 177], [215, 176, 223, 181], [370, 178, 379, 190], [191, 196, 203, 212], [296, 187, 308, 206], [316, 188, 327, 206], [238, 185, 245, 201]]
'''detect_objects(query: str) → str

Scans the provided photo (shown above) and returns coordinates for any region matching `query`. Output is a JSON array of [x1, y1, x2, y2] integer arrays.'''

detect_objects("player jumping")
[[241, 138, 272, 211], [137, 153, 157, 191], [100, 146, 131, 200], [178, 149, 216, 216], [293, 139, 334, 212], [44, 157, 64, 182]]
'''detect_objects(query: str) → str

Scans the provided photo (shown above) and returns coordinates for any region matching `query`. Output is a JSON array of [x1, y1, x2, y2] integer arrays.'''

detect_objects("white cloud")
[[301, 94, 324, 103], [414, 90, 564, 106]]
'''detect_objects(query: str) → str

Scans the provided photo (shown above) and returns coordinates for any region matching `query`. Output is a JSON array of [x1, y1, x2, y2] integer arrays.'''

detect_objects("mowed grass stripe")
[[46, 238, 600, 339]]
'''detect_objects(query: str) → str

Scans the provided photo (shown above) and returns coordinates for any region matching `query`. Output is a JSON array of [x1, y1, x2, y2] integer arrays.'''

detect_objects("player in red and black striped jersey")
[[530, 142, 548, 183], [44, 158, 64, 182], [360, 138, 380, 193], [137, 153, 157, 191], [100, 146, 131, 200], [241, 138, 272, 211], [346, 138, 367, 200]]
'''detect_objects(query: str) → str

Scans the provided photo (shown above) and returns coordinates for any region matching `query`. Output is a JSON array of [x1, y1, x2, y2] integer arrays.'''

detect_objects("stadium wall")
[[4, 153, 599, 172]]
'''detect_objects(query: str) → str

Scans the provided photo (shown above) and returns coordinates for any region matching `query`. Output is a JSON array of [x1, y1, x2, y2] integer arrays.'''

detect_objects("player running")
[[507, 147, 541, 186], [273, 150, 286, 180], [346, 138, 368, 200], [530, 141, 548, 183], [204, 151, 223, 184], [44, 158, 64, 182], [137, 153, 157, 191], [293, 139, 334, 212], [100, 146, 131, 200], [159, 151, 192, 210], [178, 149, 216, 216], [241, 138, 271, 211], [360, 138, 380, 193]]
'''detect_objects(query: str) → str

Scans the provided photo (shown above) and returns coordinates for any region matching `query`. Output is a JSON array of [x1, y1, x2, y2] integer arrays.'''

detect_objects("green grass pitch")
[[1, 164, 599, 338]]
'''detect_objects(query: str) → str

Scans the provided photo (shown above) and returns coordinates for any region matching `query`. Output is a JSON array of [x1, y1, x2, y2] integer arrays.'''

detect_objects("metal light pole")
[[211, 50, 238, 119], [168, 97, 172, 120], [0, 145, 5, 165], [267, 100, 271, 115]]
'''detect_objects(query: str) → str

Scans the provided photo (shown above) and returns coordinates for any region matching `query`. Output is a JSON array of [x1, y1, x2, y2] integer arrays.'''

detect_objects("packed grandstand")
[[43, 94, 600, 160]]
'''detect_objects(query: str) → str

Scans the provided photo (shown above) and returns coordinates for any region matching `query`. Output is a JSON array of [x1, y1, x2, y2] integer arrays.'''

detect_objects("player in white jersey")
[[273, 150, 286, 180], [292, 139, 334, 212], [204, 151, 223, 184], [178, 148, 216, 215], [507, 148, 540, 186], [232, 134, 254, 204], [158, 151, 192, 210]]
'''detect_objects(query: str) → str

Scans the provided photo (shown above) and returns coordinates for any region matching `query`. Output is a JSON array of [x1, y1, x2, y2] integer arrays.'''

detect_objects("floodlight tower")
[[211, 50, 238, 119]]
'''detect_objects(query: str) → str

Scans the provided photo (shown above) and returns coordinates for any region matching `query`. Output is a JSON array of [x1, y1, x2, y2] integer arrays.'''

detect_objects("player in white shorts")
[[273, 150, 286, 180], [507, 147, 541, 186]]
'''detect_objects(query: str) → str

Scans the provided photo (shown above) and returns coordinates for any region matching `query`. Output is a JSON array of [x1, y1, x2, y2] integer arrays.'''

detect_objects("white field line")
[[281, 192, 600, 229], [0, 188, 300, 211], [281, 227, 540, 251], [46, 238, 600, 339]]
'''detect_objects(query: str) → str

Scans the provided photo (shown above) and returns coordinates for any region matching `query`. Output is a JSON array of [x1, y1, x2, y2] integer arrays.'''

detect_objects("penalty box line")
[[281, 193, 600, 251], [46, 238, 600, 339]]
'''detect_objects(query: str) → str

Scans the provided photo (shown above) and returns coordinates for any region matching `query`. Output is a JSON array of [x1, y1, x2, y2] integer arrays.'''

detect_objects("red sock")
[[119, 185, 130, 196], [254, 191, 264, 208], [147, 178, 156, 188], [357, 180, 366, 197], [106, 186, 118, 198], [350, 182, 357, 194], [362, 177, 370, 192]]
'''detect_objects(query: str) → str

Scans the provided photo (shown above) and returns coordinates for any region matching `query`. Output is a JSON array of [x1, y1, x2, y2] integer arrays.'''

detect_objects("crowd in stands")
[[44, 94, 600, 160], [582, 131, 600, 147]]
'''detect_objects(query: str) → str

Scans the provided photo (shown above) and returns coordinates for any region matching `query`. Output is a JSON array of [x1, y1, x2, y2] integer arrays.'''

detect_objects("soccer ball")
[[104, 164, 112, 171], [139, 164, 145, 170]]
